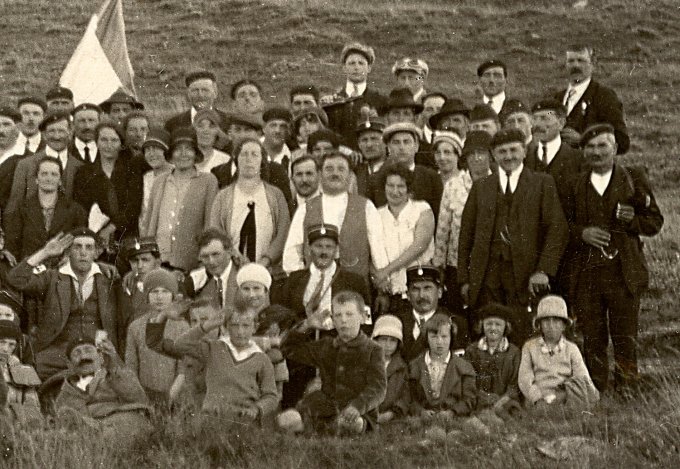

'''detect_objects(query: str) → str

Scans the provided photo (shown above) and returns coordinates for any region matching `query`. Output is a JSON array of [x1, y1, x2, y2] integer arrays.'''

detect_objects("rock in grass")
[[537, 436, 603, 460]]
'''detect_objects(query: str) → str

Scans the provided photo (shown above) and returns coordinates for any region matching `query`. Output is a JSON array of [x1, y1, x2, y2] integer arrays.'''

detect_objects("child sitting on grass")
[[147, 299, 279, 424], [464, 303, 521, 420], [277, 290, 386, 435], [253, 304, 297, 397], [372, 314, 409, 424], [409, 313, 476, 422], [518, 295, 599, 409], [0, 320, 42, 423]]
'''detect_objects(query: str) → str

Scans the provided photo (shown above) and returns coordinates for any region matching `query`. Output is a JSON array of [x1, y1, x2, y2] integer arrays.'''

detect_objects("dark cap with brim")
[[39, 112, 71, 131], [0, 320, 22, 342], [185, 70, 216, 87], [355, 118, 386, 136], [490, 128, 526, 148], [71, 103, 102, 116], [18, 96, 47, 112], [477, 59, 507, 77], [45, 86, 74, 102], [531, 98, 567, 117], [580, 123, 615, 147], [122, 236, 160, 260], [469, 104, 498, 123], [228, 112, 264, 131], [476, 303, 513, 324], [142, 127, 170, 151], [498, 99, 529, 124], [100, 89, 144, 113], [262, 107, 293, 124], [462, 130, 493, 156], [308, 224, 339, 244], [406, 265, 442, 286]]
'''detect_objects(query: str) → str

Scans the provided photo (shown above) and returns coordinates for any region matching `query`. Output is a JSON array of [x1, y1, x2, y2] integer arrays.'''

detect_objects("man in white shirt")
[[477, 59, 508, 115], [262, 107, 293, 175], [70, 103, 101, 164], [291, 156, 321, 212], [419, 92, 447, 145], [283, 152, 388, 287], [7, 113, 83, 215], [16, 96, 46, 155], [164, 70, 229, 134]]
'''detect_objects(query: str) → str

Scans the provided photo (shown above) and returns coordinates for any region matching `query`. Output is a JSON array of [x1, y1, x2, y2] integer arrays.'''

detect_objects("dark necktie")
[[281, 155, 290, 176], [239, 202, 257, 262], [215, 277, 224, 307], [84, 145, 91, 163], [505, 171, 512, 195], [541, 143, 549, 167], [307, 271, 326, 315]]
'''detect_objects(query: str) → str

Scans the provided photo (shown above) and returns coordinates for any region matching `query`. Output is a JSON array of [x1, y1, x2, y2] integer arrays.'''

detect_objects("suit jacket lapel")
[[510, 168, 530, 220], [56, 275, 72, 334]]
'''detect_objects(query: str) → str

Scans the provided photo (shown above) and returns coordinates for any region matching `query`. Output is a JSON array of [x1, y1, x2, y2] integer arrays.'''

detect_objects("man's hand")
[[1, 250, 17, 267], [374, 293, 390, 316], [43, 232, 74, 259], [98, 337, 123, 369], [305, 308, 331, 330], [616, 202, 635, 223], [582, 226, 611, 249], [166, 296, 191, 321], [339, 404, 360, 424], [201, 307, 227, 332], [377, 411, 395, 424], [528, 272, 550, 296], [98, 224, 116, 247], [231, 250, 250, 268], [560, 127, 581, 146], [240, 406, 259, 421], [460, 283, 470, 305]]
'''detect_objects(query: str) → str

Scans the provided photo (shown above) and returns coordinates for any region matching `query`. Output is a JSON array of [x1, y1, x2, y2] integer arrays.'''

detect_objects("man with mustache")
[[552, 44, 629, 154], [458, 129, 569, 346], [389, 265, 468, 362], [274, 224, 368, 408], [290, 156, 321, 213], [69, 104, 101, 164], [6, 113, 84, 217], [52, 336, 151, 447]]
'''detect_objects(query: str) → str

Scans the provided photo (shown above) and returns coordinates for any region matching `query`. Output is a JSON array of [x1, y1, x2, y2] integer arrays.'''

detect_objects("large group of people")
[[0, 40, 664, 439]]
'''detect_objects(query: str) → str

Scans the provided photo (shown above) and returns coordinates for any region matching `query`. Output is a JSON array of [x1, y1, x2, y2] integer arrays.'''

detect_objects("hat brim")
[[533, 315, 573, 329]]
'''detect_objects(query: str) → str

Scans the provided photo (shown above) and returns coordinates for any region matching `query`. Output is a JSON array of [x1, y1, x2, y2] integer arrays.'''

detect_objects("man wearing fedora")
[[566, 124, 662, 392], [100, 89, 144, 124], [429, 98, 471, 143], [458, 128, 569, 346]]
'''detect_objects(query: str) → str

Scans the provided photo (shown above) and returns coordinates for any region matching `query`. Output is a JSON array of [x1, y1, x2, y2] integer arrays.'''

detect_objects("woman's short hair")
[[380, 162, 414, 193], [95, 121, 125, 146], [232, 137, 269, 179], [423, 313, 458, 339], [35, 155, 64, 178], [122, 110, 148, 134]]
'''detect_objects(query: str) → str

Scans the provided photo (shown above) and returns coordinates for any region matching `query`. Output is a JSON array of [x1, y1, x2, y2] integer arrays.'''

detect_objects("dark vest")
[[490, 184, 513, 262], [584, 180, 622, 269], [303, 194, 369, 280], [59, 283, 103, 346]]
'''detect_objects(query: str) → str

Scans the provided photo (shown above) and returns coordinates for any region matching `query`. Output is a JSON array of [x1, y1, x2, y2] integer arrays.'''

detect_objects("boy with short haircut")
[[146, 299, 279, 423], [278, 290, 386, 435], [518, 295, 599, 409], [125, 268, 189, 403]]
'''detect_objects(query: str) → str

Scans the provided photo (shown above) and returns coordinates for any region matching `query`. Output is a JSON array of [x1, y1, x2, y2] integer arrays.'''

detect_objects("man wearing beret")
[[164, 70, 229, 135], [566, 124, 663, 392], [69, 103, 101, 164], [552, 44, 629, 154], [0, 107, 24, 211], [6, 113, 84, 217], [458, 128, 569, 346], [321, 42, 385, 149], [477, 59, 509, 116], [525, 99, 585, 212], [45, 86, 74, 115], [274, 223, 369, 408], [389, 265, 468, 362], [7, 229, 120, 380], [499, 99, 533, 146], [16, 96, 47, 155], [368, 122, 443, 218]]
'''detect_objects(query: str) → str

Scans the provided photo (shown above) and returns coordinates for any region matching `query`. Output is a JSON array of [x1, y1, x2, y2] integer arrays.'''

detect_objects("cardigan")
[[142, 169, 218, 271], [464, 339, 520, 408]]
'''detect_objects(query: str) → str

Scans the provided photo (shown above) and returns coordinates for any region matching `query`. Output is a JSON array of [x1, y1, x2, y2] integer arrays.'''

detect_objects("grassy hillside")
[[1, 0, 680, 466]]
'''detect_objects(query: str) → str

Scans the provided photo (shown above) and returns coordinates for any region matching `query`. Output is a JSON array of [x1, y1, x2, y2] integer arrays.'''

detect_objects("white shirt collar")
[[345, 81, 367, 97], [412, 88, 426, 103], [45, 145, 69, 168], [309, 259, 337, 278], [484, 91, 506, 114], [59, 261, 102, 282], [568, 77, 591, 94], [75, 137, 97, 161], [267, 143, 291, 166], [296, 189, 320, 207], [0, 139, 23, 165], [412, 309, 436, 323], [322, 191, 348, 203], [590, 169, 613, 196], [539, 135, 562, 166], [219, 336, 262, 361], [565, 77, 591, 112], [498, 163, 523, 193], [425, 350, 451, 366]]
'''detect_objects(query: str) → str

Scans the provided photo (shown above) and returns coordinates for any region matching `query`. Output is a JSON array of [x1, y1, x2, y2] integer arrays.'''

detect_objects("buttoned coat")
[[457, 167, 569, 307]]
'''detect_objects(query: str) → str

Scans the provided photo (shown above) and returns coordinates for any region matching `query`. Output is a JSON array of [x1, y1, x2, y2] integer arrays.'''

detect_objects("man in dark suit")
[[16, 96, 47, 155], [368, 122, 443, 218], [458, 129, 569, 346], [6, 113, 84, 216], [274, 224, 368, 408], [0, 107, 25, 212], [7, 229, 120, 380], [164, 70, 229, 135], [428, 98, 471, 142], [567, 124, 663, 392], [552, 45, 629, 154], [389, 266, 468, 362], [525, 99, 585, 213], [499, 99, 533, 146], [69, 103, 101, 164], [321, 42, 385, 149], [354, 119, 387, 197], [477, 59, 509, 116]]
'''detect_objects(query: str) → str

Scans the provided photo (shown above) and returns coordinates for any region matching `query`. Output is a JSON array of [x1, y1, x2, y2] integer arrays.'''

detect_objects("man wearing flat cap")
[[525, 99, 585, 212], [393, 57, 429, 104], [164, 70, 229, 135], [45, 86, 74, 115], [100, 89, 144, 124], [368, 122, 443, 218], [458, 128, 568, 346], [275, 223, 369, 408], [499, 99, 532, 146], [566, 124, 662, 392], [0, 107, 24, 211], [477, 59, 509, 116], [6, 112, 84, 216], [321, 42, 385, 149], [16, 96, 47, 155], [551, 44, 629, 154], [69, 103, 101, 164], [429, 98, 471, 143], [7, 229, 120, 380], [389, 265, 468, 362]]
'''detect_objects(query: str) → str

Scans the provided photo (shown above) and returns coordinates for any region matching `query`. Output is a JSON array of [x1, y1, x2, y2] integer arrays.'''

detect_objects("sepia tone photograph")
[[0, 0, 677, 466]]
